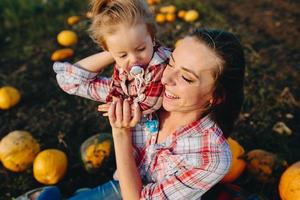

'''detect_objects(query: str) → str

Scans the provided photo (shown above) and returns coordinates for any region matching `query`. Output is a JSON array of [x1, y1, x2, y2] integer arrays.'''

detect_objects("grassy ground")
[[1, 0, 299, 199]]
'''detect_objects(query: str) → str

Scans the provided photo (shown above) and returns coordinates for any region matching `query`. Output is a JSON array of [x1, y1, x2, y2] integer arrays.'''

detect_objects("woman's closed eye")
[[182, 76, 193, 83], [167, 63, 193, 83]]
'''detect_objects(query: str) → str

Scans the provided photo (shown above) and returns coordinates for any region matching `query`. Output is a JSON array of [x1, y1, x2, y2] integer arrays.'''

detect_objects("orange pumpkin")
[[51, 48, 74, 61], [81, 133, 113, 173], [33, 149, 68, 185], [156, 13, 166, 24], [177, 10, 186, 19], [0, 86, 21, 110], [166, 13, 176, 22], [57, 30, 78, 47], [279, 161, 300, 200], [67, 16, 80, 26], [221, 137, 246, 183], [184, 10, 199, 22], [0, 130, 40, 172], [245, 149, 288, 183]]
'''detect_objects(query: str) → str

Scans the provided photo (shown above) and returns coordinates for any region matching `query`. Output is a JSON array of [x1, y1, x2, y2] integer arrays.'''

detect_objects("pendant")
[[145, 119, 158, 134]]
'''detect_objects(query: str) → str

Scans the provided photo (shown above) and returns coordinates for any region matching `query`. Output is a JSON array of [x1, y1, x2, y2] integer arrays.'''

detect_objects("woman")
[[17, 28, 245, 200]]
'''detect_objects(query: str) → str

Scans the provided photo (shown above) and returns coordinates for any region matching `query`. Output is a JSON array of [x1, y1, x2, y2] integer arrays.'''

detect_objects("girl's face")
[[105, 23, 154, 73], [161, 36, 222, 115]]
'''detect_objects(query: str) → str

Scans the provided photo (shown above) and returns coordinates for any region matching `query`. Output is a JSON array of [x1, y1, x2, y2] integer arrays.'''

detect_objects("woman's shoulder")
[[176, 115, 228, 148]]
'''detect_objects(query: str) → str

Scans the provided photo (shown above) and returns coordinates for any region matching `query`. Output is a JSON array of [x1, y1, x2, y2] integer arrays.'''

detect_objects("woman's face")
[[161, 36, 222, 115]]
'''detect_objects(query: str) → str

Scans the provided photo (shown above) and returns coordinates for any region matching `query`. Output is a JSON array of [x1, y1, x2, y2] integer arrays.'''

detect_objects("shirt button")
[[138, 93, 146, 102], [145, 73, 152, 82]]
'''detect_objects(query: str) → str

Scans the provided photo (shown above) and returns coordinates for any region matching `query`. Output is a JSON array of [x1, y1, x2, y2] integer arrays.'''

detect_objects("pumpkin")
[[0, 130, 40, 172], [221, 137, 246, 183], [81, 133, 113, 173], [279, 161, 300, 200], [177, 10, 186, 19], [156, 13, 166, 24], [51, 48, 74, 61], [67, 16, 80, 26], [245, 149, 288, 183], [0, 86, 21, 110], [184, 10, 199, 22], [160, 5, 176, 14], [33, 149, 68, 185], [57, 30, 78, 47], [147, 0, 155, 6], [166, 13, 176, 22]]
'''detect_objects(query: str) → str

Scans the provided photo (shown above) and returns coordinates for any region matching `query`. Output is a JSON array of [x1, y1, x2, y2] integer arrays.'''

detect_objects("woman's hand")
[[107, 99, 143, 200], [98, 103, 111, 116], [108, 99, 141, 130]]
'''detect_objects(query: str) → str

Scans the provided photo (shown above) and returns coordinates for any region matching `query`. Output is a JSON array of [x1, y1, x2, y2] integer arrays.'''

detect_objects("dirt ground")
[[0, 0, 299, 199]]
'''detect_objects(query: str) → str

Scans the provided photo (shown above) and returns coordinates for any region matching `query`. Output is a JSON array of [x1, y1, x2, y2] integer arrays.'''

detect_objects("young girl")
[[53, 0, 171, 115]]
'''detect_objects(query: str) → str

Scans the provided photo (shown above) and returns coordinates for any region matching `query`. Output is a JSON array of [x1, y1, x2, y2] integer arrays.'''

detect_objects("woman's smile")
[[164, 90, 180, 99]]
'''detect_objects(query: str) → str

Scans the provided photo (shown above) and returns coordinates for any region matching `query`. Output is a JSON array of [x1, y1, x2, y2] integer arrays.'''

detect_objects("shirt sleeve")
[[140, 129, 232, 200], [53, 62, 111, 102]]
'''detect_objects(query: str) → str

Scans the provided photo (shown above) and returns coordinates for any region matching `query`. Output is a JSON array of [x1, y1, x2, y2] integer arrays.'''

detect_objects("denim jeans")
[[67, 180, 122, 200]]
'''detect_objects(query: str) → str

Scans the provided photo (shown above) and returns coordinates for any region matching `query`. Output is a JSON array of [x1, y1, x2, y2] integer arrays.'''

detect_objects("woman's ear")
[[211, 94, 225, 106]]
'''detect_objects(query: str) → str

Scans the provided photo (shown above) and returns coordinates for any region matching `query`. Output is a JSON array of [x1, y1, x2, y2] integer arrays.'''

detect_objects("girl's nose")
[[129, 54, 139, 65]]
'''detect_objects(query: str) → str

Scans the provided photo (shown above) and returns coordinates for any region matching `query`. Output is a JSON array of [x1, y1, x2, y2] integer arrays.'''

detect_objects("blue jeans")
[[67, 180, 121, 200]]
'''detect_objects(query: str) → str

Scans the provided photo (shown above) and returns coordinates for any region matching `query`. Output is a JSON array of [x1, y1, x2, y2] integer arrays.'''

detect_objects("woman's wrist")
[[112, 128, 132, 143]]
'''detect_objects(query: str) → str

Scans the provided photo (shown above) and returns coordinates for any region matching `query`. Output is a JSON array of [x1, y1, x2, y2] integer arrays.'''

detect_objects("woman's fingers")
[[108, 101, 117, 125], [108, 99, 141, 128], [130, 103, 141, 127], [123, 99, 131, 127], [98, 103, 110, 112], [115, 99, 123, 126]]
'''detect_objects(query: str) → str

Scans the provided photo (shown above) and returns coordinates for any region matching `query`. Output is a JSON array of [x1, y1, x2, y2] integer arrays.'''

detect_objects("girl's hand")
[[108, 99, 141, 130]]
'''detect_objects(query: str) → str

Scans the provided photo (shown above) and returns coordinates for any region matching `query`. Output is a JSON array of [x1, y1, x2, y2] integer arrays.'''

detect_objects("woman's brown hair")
[[190, 28, 245, 137]]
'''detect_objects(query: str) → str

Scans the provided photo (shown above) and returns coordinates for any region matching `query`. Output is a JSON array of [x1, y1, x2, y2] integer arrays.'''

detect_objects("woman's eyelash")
[[167, 63, 174, 68], [182, 76, 193, 83]]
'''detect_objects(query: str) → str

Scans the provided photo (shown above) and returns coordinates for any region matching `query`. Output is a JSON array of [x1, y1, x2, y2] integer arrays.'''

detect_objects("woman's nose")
[[161, 68, 175, 85]]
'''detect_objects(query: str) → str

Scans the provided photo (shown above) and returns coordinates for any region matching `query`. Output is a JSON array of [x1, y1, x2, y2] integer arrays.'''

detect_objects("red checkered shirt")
[[53, 61, 232, 200], [106, 45, 171, 115], [53, 46, 171, 114], [132, 114, 232, 200]]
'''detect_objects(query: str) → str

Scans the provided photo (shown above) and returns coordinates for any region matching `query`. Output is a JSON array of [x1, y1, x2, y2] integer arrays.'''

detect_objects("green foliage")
[[0, 0, 88, 62], [0, 0, 299, 199]]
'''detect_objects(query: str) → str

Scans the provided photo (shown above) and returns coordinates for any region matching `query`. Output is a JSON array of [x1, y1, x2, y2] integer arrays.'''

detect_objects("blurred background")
[[0, 0, 299, 199]]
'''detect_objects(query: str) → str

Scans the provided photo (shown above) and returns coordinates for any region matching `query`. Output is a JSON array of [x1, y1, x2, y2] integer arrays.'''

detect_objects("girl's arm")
[[53, 62, 111, 102], [108, 99, 142, 200], [75, 51, 114, 72]]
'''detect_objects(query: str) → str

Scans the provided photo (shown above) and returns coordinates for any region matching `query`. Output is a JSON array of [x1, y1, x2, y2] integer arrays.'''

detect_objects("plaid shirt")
[[132, 115, 232, 200], [106, 45, 171, 115], [53, 60, 231, 200], [53, 46, 171, 114]]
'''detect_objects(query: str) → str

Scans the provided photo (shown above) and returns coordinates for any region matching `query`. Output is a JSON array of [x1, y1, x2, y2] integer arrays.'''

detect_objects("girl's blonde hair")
[[89, 0, 156, 50]]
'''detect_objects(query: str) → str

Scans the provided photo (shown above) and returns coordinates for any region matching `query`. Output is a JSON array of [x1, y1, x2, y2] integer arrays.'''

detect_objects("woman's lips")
[[164, 90, 179, 99]]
